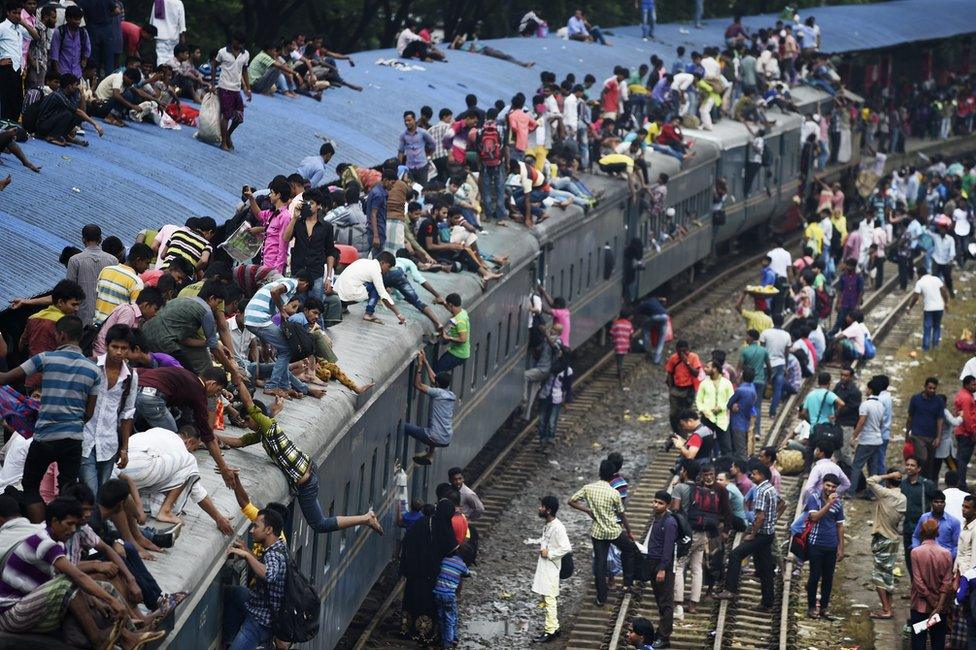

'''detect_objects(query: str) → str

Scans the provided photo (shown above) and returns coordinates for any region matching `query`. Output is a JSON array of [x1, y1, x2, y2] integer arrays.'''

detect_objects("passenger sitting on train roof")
[[416, 201, 503, 282], [333, 252, 407, 326], [733, 87, 775, 128], [598, 146, 647, 198], [507, 159, 549, 227], [221, 374, 385, 536], [114, 426, 235, 535], [445, 208, 506, 279], [405, 350, 457, 466]]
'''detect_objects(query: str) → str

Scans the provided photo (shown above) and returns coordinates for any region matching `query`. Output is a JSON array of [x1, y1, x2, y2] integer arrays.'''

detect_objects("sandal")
[[868, 610, 893, 619], [130, 629, 167, 649], [100, 617, 124, 650]]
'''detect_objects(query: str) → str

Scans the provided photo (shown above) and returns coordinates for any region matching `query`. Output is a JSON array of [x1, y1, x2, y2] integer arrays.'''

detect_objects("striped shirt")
[[428, 121, 452, 160], [239, 405, 310, 491], [609, 473, 629, 502], [65, 245, 117, 324], [93, 263, 143, 325], [244, 279, 299, 328], [753, 480, 779, 535], [162, 227, 211, 270], [0, 529, 66, 611], [610, 318, 633, 354], [433, 554, 469, 596], [18, 346, 100, 441], [571, 481, 624, 540]]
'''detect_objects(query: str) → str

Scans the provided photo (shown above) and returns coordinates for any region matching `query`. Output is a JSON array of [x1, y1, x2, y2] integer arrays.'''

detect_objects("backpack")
[[280, 320, 316, 361], [670, 511, 693, 559], [271, 550, 321, 643], [55, 25, 89, 65], [687, 485, 721, 532], [324, 206, 370, 254], [814, 287, 832, 319], [862, 332, 876, 360], [477, 123, 502, 167]]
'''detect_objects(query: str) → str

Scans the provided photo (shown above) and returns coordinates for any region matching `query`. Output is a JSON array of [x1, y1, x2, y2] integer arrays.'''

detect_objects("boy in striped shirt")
[[92, 244, 153, 325], [610, 308, 634, 382], [434, 544, 472, 648]]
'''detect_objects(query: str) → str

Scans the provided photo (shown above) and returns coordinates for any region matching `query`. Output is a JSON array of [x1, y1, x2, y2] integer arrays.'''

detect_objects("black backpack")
[[271, 551, 321, 643], [670, 511, 693, 559], [280, 320, 315, 361]]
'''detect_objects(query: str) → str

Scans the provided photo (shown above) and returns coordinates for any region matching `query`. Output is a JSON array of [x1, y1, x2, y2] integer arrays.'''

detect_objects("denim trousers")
[[296, 470, 340, 534], [481, 164, 507, 220], [922, 310, 943, 350], [361, 282, 382, 316], [849, 443, 881, 489], [380, 268, 426, 312], [769, 365, 786, 416], [537, 399, 562, 441], [248, 324, 292, 391], [224, 585, 272, 650], [121, 540, 162, 607], [135, 391, 178, 432], [641, 314, 669, 363], [434, 592, 458, 646], [641, 7, 656, 38], [79, 448, 116, 496]]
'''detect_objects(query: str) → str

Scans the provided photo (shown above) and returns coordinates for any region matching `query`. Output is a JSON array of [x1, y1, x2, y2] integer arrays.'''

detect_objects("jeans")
[[898, 253, 914, 290], [577, 128, 589, 169], [753, 381, 766, 436], [224, 585, 272, 650], [922, 310, 943, 350], [806, 545, 838, 611], [537, 399, 562, 441], [769, 365, 785, 417], [79, 448, 116, 496], [849, 443, 881, 490], [589, 25, 607, 45], [380, 268, 427, 312], [434, 592, 457, 646], [876, 438, 890, 475], [958, 436, 976, 490], [434, 351, 465, 374], [694, 0, 703, 25], [121, 540, 162, 607], [935, 262, 954, 297], [911, 608, 946, 650], [591, 533, 638, 603], [481, 164, 507, 220], [641, 314, 669, 363], [135, 391, 178, 431], [641, 6, 656, 38], [730, 427, 749, 457], [512, 188, 547, 219], [724, 532, 775, 607], [296, 471, 340, 534], [646, 558, 674, 641], [362, 281, 382, 316], [247, 324, 292, 391]]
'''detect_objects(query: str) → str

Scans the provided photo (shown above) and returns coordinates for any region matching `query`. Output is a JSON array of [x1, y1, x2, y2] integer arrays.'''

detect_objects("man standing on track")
[[766, 237, 793, 316], [531, 495, 571, 644], [643, 491, 677, 649], [569, 459, 639, 606], [715, 462, 782, 611], [907, 377, 946, 481], [664, 340, 702, 434], [907, 270, 949, 351]]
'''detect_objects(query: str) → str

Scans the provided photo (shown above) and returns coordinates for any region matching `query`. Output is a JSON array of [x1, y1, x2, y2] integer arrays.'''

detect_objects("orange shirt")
[[664, 352, 702, 388]]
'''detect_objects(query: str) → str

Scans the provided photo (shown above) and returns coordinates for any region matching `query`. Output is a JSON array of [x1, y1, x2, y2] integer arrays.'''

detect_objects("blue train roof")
[[1, 0, 972, 306]]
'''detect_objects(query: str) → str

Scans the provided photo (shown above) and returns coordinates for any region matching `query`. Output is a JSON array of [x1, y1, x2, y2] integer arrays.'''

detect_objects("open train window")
[[568, 264, 574, 300], [323, 499, 335, 569], [587, 252, 592, 287], [340, 482, 351, 553], [505, 312, 512, 357], [516, 306, 523, 347], [495, 322, 501, 367], [383, 432, 391, 489], [484, 333, 491, 379], [369, 449, 377, 506], [471, 343, 479, 390]]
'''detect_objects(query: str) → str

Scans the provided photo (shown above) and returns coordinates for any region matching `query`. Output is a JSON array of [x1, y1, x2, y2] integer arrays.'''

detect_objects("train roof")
[[0, 0, 958, 305]]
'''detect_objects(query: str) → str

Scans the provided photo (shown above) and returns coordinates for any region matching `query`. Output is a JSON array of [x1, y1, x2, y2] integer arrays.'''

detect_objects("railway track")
[[584, 259, 916, 650], [347, 242, 789, 649]]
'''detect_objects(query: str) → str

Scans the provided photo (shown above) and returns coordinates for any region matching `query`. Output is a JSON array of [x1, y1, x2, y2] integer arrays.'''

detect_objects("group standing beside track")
[[0, 3, 974, 650]]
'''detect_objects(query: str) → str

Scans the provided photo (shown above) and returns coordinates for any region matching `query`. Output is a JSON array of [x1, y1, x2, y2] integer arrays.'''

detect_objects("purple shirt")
[[838, 270, 863, 309], [50, 26, 91, 77], [651, 77, 670, 104], [398, 128, 435, 170]]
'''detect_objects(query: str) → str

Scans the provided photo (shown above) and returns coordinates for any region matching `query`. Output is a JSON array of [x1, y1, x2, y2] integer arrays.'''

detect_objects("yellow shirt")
[[831, 214, 848, 245], [643, 121, 662, 145], [740, 308, 773, 333], [598, 153, 634, 172], [804, 222, 824, 256]]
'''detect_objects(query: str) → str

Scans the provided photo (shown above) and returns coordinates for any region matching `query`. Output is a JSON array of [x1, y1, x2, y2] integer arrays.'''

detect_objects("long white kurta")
[[532, 517, 572, 597]]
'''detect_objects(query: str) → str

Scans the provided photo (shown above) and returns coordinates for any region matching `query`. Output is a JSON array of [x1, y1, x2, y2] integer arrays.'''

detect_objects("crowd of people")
[[0, 2, 973, 649]]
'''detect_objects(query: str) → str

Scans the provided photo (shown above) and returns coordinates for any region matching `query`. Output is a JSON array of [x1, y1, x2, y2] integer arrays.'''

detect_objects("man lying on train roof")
[[219, 374, 385, 537]]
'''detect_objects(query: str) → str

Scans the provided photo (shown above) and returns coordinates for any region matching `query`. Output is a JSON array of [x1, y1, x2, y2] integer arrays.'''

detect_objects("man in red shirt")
[[664, 340, 702, 433], [120, 21, 157, 57], [955, 375, 976, 490], [19, 280, 85, 389], [910, 518, 953, 648], [600, 67, 627, 119]]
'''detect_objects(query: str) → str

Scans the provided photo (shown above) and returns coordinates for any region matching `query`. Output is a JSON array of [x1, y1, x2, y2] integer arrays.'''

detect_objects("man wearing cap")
[[931, 215, 956, 298], [642, 491, 676, 649]]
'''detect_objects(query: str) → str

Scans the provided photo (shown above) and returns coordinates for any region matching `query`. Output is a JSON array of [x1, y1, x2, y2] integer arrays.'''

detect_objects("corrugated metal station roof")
[[610, 0, 976, 55], [1, 0, 969, 305]]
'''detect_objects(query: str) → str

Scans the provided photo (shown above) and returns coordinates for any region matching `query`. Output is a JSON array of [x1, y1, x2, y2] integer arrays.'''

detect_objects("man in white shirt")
[[908, 272, 949, 351], [759, 313, 792, 418], [531, 495, 571, 643], [210, 34, 251, 151], [943, 470, 969, 525], [148, 0, 185, 64], [931, 218, 956, 297], [954, 495, 976, 576], [0, 4, 37, 121], [766, 237, 793, 316], [561, 89, 578, 147], [334, 252, 406, 325]]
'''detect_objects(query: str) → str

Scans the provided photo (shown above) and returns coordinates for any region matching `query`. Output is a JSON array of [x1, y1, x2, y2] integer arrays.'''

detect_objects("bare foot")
[[307, 387, 326, 399], [25, 163, 40, 173], [362, 314, 382, 324], [355, 382, 375, 394], [287, 389, 304, 399], [263, 388, 290, 399], [44, 136, 67, 146], [269, 396, 286, 416], [0, 175, 9, 191], [155, 511, 183, 526]]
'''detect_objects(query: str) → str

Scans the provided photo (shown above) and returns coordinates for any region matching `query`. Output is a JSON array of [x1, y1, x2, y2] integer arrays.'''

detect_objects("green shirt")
[[448, 309, 470, 359], [248, 51, 275, 80], [739, 342, 769, 384], [812, 273, 826, 290], [571, 481, 624, 540]]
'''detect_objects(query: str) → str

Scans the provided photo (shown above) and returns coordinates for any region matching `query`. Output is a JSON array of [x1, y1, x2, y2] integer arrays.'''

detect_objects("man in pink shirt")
[[91, 287, 163, 356], [506, 94, 537, 161], [243, 178, 294, 274]]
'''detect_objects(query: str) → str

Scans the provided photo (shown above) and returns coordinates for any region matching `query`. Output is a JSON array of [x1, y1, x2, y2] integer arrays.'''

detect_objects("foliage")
[[127, 0, 885, 57]]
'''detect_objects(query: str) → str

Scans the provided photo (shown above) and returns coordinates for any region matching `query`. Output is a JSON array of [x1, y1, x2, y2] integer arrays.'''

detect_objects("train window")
[[568, 264, 574, 299], [587, 252, 592, 287], [505, 313, 512, 357], [484, 332, 491, 379], [516, 305, 522, 347], [324, 499, 335, 568], [471, 342, 479, 390], [383, 433, 391, 489], [578, 258, 583, 295], [369, 449, 377, 506], [558, 270, 563, 299], [358, 463, 366, 513], [495, 321, 502, 367], [340, 482, 351, 553]]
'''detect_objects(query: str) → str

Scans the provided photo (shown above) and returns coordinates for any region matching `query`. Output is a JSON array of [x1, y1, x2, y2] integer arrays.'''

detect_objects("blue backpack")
[[862, 333, 876, 360]]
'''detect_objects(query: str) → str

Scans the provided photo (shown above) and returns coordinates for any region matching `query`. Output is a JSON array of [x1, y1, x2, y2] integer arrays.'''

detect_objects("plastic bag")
[[195, 91, 221, 144]]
